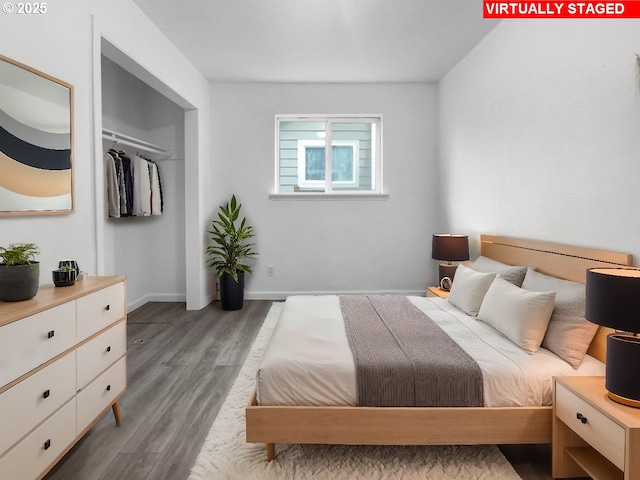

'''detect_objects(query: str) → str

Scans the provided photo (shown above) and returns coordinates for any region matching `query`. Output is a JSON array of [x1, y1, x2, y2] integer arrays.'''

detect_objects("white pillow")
[[447, 264, 496, 317], [477, 277, 556, 354]]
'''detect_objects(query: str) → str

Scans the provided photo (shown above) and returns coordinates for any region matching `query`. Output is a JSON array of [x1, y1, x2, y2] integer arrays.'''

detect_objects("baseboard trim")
[[127, 293, 187, 313], [243, 289, 426, 301]]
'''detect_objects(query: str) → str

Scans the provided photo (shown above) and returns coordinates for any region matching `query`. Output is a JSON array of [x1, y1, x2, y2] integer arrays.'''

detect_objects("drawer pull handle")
[[105, 304, 110, 311], [106, 384, 111, 391], [47, 330, 55, 339], [576, 413, 587, 424], [44, 439, 51, 450], [106, 346, 112, 352], [43, 389, 50, 399]]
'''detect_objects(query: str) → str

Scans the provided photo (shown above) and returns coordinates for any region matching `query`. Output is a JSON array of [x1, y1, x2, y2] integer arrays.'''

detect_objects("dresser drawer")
[[0, 398, 76, 480], [0, 351, 76, 455], [76, 282, 125, 341], [76, 356, 126, 436], [556, 382, 625, 470], [0, 301, 76, 388], [77, 321, 126, 389]]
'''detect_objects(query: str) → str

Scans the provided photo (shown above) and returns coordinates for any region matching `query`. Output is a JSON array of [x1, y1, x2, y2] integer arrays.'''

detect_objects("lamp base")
[[438, 264, 459, 287], [605, 333, 640, 408], [607, 391, 640, 409]]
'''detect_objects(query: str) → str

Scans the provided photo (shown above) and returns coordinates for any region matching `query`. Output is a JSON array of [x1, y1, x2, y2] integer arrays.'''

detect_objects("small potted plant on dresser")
[[206, 194, 258, 310], [52, 265, 77, 287], [0, 243, 40, 302]]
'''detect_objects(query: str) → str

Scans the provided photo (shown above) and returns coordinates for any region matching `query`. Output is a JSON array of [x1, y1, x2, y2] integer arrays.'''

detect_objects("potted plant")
[[52, 265, 77, 287], [0, 243, 40, 301], [206, 194, 257, 310]]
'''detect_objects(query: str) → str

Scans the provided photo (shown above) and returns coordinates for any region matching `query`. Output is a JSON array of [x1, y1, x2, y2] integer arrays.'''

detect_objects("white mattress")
[[256, 295, 605, 407]]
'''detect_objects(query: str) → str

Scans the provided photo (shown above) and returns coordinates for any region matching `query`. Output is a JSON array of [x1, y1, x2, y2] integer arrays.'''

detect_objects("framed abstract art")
[[0, 54, 74, 216]]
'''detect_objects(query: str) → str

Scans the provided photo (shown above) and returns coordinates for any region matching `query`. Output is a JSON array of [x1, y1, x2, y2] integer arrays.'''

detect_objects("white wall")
[[440, 20, 640, 261], [0, 0, 211, 309], [209, 83, 441, 297], [101, 56, 186, 309]]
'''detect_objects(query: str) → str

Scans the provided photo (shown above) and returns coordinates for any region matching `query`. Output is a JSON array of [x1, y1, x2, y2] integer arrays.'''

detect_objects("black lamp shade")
[[585, 268, 640, 333], [431, 235, 469, 262]]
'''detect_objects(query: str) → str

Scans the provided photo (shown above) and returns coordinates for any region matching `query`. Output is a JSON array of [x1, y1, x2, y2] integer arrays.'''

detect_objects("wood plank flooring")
[[43, 300, 566, 480], [44, 300, 271, 480]]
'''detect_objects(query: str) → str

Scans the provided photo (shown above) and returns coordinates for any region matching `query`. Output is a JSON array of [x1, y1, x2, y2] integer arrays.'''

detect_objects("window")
[[275, 115, 382, 194]]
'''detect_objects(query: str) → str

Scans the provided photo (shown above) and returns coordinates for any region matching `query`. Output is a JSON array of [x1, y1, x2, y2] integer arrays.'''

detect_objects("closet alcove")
[[100, 54, 186, 310]]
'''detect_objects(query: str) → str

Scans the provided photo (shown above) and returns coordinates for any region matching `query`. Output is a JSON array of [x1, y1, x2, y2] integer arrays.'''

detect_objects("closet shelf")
[[102, 128, 171, 157]]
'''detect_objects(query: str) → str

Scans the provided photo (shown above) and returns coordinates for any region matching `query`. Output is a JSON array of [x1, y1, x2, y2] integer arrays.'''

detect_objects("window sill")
[[269, 193, 390, 201]]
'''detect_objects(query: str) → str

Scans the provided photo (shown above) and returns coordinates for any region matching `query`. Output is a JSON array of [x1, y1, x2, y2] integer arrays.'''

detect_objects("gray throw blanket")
[[339, 295, 484, 407]]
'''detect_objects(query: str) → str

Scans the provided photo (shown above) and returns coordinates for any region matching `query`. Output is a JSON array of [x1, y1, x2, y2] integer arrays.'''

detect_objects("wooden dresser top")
[[0, 275, 126, 327]]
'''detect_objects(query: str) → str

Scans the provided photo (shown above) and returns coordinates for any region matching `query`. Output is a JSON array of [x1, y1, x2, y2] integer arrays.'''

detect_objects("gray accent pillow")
[[447, 264, 496, 317], [471, 256, 528, 287], [521, 268, 598, 369]]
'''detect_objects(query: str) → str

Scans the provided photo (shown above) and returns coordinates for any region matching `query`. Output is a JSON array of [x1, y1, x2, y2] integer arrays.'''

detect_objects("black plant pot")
[[220, 271, 244, 311], [0, 262, 39, 302], [52, 269, 77, 287]]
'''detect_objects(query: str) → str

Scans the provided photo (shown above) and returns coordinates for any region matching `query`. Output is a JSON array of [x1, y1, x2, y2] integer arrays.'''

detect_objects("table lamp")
[[585, 267, 640, 408], [431, 234, 469, 288]]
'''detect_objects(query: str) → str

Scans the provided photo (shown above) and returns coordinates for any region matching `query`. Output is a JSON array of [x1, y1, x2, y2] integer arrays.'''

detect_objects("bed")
[[246, 234, 632, 461]]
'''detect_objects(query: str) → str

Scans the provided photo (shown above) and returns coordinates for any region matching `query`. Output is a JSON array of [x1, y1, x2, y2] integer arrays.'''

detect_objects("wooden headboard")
[[480, 234, 633, 363]]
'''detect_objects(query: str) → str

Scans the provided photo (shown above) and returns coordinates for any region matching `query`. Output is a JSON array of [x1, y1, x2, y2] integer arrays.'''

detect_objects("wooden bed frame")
[[246, 234, 633, 461]]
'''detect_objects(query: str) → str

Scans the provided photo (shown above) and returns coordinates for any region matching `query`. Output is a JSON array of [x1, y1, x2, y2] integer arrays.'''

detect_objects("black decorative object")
[[585, 267, 640, 408], [52, 268, 76, 287], [220, 271, 245, 311], [431, 234, 469, 285]]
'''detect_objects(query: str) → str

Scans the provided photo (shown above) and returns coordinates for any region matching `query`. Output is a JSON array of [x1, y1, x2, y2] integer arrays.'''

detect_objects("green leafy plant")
[[0, 243, 40, 266], [55, 265, 75, 271], [206, 195, 257, 282]]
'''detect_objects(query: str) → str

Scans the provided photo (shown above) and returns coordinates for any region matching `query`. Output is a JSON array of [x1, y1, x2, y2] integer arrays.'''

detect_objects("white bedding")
[[256, 295, 605, 408]]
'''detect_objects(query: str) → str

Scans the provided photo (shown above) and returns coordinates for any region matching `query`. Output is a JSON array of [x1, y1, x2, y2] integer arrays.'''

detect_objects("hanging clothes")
[[105, 151, 120, 218], [148, 161, 163, 215], [105, 149, 163, 218]]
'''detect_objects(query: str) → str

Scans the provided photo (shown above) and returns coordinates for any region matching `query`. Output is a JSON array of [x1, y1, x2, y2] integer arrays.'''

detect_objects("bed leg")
[[266, 443, 276, 461]]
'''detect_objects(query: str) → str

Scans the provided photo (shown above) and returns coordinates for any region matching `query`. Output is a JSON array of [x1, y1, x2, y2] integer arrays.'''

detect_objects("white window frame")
[[297, 140, 360, 190], [274, 115, 384, 197]]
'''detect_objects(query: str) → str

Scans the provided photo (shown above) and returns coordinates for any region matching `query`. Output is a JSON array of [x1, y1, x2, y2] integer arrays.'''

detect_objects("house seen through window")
[[276, 116, 382, 194]]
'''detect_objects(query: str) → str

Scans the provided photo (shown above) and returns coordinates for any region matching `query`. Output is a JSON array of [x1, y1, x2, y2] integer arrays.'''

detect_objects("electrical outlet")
[[267, 265, 275, 276]]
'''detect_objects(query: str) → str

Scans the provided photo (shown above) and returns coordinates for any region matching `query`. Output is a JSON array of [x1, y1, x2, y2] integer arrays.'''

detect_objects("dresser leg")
[[112, 400, 122, 426]]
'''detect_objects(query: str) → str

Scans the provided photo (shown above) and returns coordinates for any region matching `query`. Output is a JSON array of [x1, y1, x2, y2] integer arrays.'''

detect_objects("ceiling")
[[131, 0, 499, 83]]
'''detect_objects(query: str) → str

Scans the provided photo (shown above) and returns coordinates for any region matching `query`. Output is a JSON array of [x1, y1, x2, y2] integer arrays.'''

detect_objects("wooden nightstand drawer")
[[556, 382, 625, 470]]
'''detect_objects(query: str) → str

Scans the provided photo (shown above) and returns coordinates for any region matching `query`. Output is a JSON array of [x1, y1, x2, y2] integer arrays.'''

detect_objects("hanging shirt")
[[105, 152, 120, 218]]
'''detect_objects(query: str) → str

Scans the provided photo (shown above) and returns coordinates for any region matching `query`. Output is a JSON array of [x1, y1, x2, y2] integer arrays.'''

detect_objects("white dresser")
[[0, 276, 127, 480]]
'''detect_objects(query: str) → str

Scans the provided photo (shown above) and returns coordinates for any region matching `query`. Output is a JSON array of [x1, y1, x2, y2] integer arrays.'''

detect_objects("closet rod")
[[102, 128, 170, 156]]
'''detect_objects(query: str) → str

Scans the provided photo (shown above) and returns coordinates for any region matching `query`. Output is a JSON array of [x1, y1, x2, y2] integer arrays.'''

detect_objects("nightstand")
[[426, 286, 450, 298], [552, 376, 640, 480]]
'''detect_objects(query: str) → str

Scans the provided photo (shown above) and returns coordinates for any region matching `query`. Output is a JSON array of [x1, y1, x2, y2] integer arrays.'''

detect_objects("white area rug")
[[188, 302, 522, 480]]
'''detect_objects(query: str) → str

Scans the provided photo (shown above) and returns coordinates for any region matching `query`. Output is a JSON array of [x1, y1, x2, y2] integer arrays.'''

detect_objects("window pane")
[[331, 122, 372, 191], [278, 121, 324, 193]]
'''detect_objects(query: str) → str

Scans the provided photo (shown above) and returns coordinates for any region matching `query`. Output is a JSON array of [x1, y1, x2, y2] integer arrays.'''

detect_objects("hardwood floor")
[[43, 300, 565, 480], [45, 300, 272, 480]]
